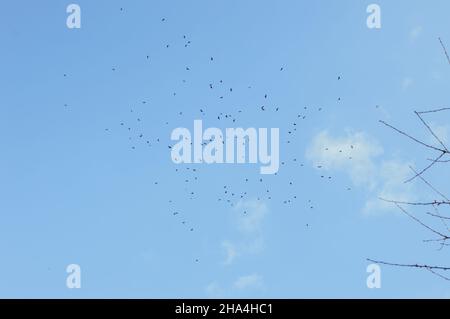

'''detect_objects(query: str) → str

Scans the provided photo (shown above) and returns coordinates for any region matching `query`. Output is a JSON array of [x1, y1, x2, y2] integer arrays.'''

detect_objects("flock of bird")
[[63, 10, 359, 264]]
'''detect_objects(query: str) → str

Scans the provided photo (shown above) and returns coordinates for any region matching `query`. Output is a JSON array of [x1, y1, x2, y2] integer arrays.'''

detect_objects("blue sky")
[[0, 0, 450, 298]]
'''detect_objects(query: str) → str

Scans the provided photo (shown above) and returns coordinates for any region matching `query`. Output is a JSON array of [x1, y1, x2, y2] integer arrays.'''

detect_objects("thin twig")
[[410, 166, 449, 201], [427, 212, 450, 220], [393, 203, 449, 240], [367, 258, 450, 271], [379, 197, 450, 206], [439, 37, 450, 65], [404, 152, 446, 183], [414, 111, 448, 152], [417, 107, 450, 114], [379, 120, 446, 153]]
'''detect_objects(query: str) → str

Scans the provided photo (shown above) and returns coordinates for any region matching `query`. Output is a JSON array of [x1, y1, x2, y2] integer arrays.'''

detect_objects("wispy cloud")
[[221, 199, 268, 265], [233, 274, 264, 290], [235, 200, 267, 234], [221, 240, 238, 265], [205, 274, 265, 297], [205, 281, 224, 297], [409, 26, 423, 41], [364, 160, 415, 214]]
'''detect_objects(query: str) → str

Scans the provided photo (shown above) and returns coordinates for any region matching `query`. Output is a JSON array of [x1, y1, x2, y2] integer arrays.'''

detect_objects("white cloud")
[[221, 240, 238, 265], [220, 200, 267, 265], [364, 160, 415, 214], [233, 274, 264, 290], [306, 130, 382, 190], [306, 130, 416, 214], [235, 200, 268, 234]]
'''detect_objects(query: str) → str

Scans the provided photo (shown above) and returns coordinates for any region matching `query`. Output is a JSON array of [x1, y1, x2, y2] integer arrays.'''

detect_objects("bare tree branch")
[[417, 107, 450, 114], [372, 38, 450, 281], [367, 258, 450, 271], [379, 197, 450, 207]]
